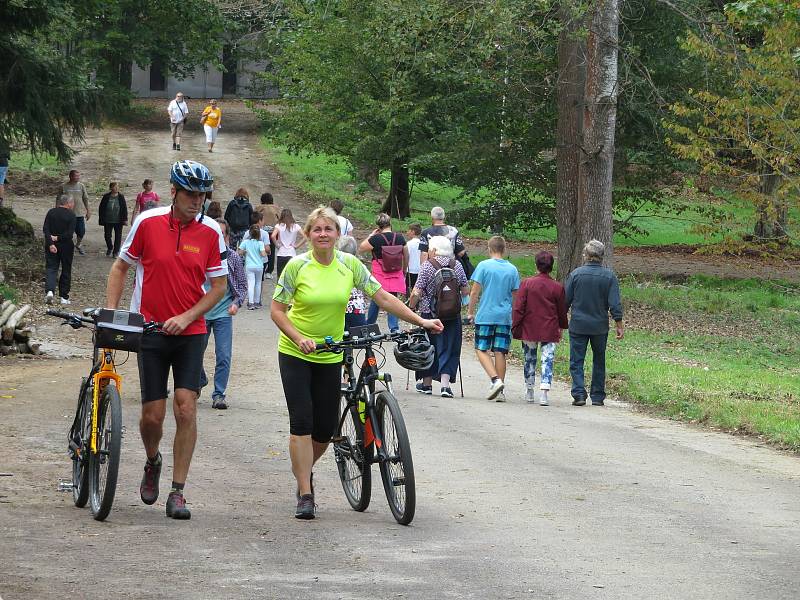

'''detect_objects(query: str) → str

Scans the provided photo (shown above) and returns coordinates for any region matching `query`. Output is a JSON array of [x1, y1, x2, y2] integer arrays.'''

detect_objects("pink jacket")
[[512, 273, 568, 343]]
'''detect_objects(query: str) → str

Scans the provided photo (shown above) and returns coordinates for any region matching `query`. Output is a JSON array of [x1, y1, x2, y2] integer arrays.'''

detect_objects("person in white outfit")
[[167, 92, 189, 151], [271, 208, 306, 280]]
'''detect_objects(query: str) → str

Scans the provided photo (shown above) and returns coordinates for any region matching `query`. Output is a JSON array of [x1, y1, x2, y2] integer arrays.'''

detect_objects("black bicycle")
[[48, 308, 160, 521], [316, 324, 431, 525]]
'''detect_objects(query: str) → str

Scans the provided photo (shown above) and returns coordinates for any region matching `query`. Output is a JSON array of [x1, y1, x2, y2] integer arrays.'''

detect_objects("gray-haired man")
[[564, 240, 624, 406]]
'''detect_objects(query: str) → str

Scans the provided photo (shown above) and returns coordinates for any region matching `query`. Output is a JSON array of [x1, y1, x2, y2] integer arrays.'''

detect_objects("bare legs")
[[140, 388, 197, 484], [289, 435, 329, 495]]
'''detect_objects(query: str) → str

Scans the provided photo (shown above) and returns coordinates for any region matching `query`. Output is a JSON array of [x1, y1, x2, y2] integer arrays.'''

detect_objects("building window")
[[150, 58, 167, 91]]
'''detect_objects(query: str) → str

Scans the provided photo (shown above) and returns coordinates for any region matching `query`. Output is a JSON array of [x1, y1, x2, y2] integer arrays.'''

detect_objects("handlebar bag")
[[95, 309, 145, 352]]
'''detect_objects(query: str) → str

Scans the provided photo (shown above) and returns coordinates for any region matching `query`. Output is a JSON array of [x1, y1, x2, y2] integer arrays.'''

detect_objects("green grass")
[[260, 139, 799, 247], [0, 283, 19, 304], [9, 151, 61, 176], [469, 253, 800, 450]]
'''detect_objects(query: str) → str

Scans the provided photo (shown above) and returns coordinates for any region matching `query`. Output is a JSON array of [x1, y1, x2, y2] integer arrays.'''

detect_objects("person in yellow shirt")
[[200, 99, 222, 153]]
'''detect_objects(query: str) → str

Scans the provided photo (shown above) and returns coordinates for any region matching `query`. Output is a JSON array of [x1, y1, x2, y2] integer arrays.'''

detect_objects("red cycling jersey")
[[120, 206, 228, 335]]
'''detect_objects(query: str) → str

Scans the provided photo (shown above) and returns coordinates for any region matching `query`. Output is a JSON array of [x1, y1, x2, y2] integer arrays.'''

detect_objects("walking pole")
[[458, 360, 464, 398], [406, 368, 410, 391]]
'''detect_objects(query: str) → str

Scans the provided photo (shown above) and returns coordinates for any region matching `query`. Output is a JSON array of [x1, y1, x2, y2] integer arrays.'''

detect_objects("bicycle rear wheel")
[[375, 391, 416, 525], [88, 385, 122, 521], [69, 383, 92, 508], [334, 395, 372, 512]]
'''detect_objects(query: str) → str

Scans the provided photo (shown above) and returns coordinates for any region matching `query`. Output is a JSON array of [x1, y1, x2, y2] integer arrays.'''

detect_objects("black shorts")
[[137, 333, 206, 403], [278, 352, 342, 442]]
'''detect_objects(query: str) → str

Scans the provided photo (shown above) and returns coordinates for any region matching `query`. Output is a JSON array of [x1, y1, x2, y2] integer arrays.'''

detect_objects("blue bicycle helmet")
[[170, 160, 214, 192]]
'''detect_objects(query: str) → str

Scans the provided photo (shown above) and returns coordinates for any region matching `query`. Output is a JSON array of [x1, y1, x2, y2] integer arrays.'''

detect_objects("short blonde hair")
[[304, 205, 340, 236], [429, 235, 454, 257]]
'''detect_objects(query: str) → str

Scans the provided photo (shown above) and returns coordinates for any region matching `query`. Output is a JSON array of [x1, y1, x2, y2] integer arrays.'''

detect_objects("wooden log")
[[0, 303, 16, 328], [2, 305, 30, 342], [0, 300, 10, 313], [27, 341, 42, 355], [16, 343, 29, 354], [0, 344, 16, 356], [14, 329, 31, 343]]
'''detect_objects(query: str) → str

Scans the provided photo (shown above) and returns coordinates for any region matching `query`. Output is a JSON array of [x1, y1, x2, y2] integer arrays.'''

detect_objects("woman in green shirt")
[[271, 206, 443, 520]]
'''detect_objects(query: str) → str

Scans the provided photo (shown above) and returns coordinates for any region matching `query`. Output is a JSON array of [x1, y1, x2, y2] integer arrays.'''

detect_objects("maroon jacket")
[[512, 273, 569, 343]]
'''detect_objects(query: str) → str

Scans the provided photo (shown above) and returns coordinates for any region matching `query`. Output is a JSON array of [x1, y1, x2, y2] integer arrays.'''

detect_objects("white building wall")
[[131, 61, 276, 99]]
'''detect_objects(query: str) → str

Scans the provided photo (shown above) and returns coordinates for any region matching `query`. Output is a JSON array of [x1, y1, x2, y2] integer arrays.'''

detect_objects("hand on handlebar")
[[297, 338, 317, 354]]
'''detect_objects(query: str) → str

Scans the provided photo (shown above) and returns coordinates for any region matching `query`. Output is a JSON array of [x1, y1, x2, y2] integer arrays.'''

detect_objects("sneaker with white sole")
[[265, 273, 273, 280], [486, 379, 505, 400], [525, 387, 535, 403], [60, 297, 71, 305], [495, 391, 507, 403], [45, 291, 54, 305], [440, 387, 454, 398], [415, 382, 432, 395], [539, 392, 549, 406]]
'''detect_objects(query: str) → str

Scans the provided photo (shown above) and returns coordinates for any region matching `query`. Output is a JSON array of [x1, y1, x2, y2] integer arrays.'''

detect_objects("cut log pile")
[[0, 298, 40, 356]]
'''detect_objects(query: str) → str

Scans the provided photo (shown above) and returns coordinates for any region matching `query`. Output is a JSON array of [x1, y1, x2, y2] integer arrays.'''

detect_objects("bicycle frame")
[[341, 345, 392, 461], [90, 348, 121, 454]]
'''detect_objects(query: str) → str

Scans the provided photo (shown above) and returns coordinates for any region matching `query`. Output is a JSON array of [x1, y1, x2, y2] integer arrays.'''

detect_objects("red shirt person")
[[105, 160, 227, 520], [511, 251, 568, 405]]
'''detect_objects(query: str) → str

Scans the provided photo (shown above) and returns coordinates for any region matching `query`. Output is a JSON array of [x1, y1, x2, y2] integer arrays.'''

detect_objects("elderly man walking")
[[43, 195, 77, 305], [168, 92, 189, 151], [565, 240, 624, 406]]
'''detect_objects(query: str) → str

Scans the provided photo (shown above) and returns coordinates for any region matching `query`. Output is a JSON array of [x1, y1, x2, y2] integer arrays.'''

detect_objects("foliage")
[[664, 1, 800, 240], [0, 1, 102, 161]]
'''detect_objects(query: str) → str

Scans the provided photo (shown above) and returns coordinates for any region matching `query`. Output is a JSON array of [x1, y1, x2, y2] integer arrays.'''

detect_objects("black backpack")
[[429, 259, 461, 320], [226, 200, 252, 231]]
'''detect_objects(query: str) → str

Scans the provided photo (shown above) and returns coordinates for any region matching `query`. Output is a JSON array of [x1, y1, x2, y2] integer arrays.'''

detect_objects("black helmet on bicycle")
[[394, 331, 435, 371], [170, 160, 214, 193]]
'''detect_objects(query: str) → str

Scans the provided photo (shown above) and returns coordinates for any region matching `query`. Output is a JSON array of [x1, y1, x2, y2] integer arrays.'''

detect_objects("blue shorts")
[[0, 166, 7, 184], [474, 324, 512, 353]]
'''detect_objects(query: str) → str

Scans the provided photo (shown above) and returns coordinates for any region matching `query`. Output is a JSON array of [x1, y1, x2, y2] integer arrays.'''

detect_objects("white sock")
[[441, 374, 451, 387]]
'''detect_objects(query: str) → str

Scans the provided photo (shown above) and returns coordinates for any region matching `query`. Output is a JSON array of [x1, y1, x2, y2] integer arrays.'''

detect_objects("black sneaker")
[[572, 398, 586, 406], [415, 382, 432, 395], [166, 491, 191, 520], [592, 400, 605, 406], [212, 395, 228, 409], [176, 144, 181, 151], [295, 472, 314, 502], [440, 387, 454, 398], [172, 142, 177, 150], [140, 453, 162, 505], [295, 494, 315, 520]]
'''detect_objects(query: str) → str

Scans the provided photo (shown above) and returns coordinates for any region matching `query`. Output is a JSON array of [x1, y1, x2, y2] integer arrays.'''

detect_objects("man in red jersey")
[[106, 160, 227, 520]]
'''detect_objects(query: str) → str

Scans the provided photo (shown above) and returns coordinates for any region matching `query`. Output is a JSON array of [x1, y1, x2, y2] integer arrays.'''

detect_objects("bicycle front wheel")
[[334, 396, 372, 512], [375, 391, 416, 525], [70, 384, 92, 508], [88, 385, 122, 521]]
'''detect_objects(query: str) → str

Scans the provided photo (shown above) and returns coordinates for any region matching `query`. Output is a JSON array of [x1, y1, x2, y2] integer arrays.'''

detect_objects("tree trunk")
[[754, 169, 788, 240], [555, 3, 587, 281], [381, 159, 410, 219], [357, 164, 383, 192], [578, 0, 620, 269]]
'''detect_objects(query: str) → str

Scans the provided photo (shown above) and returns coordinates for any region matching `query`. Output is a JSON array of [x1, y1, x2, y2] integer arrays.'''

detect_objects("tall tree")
[[665, 0, 800, 241], [0, 1, 101, 161]]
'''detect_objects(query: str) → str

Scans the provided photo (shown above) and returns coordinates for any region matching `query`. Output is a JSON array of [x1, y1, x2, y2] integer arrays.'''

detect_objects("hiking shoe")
[[60, 297, 71, 305], [441, 387, 454, 398], [486, 379, 505, 400], [140, 453, 162, 505], [76, 246, 85, 256], [212, 396, 228, 409], [592, 400, 605, 406], [526, 387, 535, 403], [166, 492, 191, 520], [295, 494, 315, 520], [45, 291, 54, 305], [415, 382, 432, 395], [495, 391, 507, 403], [572, 398, 586, 406]]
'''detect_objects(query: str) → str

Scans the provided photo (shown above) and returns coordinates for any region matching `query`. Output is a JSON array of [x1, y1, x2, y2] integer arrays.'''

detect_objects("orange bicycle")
[[48, 308, 160, 521]]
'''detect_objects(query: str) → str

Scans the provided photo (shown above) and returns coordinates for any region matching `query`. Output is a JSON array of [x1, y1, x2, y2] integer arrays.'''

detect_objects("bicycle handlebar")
[[46, 309, 163, 332], [315, 327, 426, 353]]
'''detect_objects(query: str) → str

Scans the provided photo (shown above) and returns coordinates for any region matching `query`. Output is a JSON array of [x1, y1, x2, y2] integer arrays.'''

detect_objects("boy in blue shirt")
[[467, 236, 520, 401]]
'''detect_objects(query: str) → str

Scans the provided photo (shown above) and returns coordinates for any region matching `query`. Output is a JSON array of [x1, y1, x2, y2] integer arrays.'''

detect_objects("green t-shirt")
[[273, 250, 381, 363]]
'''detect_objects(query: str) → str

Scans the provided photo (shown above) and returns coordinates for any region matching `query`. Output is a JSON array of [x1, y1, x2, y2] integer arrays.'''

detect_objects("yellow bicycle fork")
[[90, 351, 121, 454]]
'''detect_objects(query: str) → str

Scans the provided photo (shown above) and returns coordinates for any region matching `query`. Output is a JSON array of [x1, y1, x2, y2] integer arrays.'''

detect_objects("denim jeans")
[[522, 341, 557, 390], [569, 332, 608, 403], [367, 297, 399, 332], [200, 316, 233, 400]]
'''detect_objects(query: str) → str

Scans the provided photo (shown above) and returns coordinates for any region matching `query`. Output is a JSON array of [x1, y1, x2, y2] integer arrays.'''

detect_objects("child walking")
[[271, 208, 306, 280], [511, 251, 568, 405], [238, 224, 268, 309], [405, 222, 422, 294]]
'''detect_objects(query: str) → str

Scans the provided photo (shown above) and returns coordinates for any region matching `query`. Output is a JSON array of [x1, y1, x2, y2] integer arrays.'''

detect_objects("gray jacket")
[[565, 263, 623, 335]]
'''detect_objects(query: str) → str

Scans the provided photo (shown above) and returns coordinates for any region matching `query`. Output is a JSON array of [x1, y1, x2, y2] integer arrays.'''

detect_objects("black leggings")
[[276, 256, 292, 281], [278, 352, 342, 442]]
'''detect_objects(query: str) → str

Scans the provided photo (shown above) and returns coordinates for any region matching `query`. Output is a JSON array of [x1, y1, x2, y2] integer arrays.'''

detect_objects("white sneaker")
[[526, 387, 535, 403], [45, 291, 54, 305], [539, 392, 549, 407], [495, 391, 506, 403], [486, 379, 505, 400], [265, 273, 273, 280], [60, 297, 71, 305]]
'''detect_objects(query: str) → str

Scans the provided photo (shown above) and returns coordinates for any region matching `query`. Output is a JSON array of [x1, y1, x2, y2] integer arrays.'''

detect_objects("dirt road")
[[1, 112, 799, 598]]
